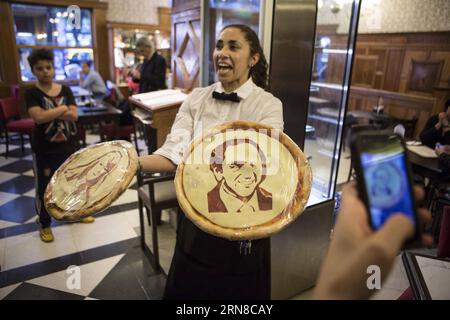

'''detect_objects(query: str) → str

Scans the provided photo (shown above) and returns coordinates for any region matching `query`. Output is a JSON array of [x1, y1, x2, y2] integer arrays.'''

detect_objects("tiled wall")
[[100, 0, 170, 25], [318, 0, 450, 34]]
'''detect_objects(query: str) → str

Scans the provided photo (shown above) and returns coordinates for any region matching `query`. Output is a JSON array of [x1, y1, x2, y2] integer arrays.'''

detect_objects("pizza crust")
[[44, 141, 138, 221], [175, 121, 312, 240]]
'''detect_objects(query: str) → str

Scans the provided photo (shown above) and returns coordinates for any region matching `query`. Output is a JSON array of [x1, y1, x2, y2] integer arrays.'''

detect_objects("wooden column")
[[92, 7, 111, 82], [0, 1, 20, 97]]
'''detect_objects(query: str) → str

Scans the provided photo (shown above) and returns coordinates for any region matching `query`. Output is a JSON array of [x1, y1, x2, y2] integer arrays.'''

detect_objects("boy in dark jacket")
[[26, 49, 94, 242]]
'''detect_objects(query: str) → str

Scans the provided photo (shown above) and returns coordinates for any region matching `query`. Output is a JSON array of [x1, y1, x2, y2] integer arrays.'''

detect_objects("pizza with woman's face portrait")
[[44, 140, 138, 221], [175, 121, 312, 240]]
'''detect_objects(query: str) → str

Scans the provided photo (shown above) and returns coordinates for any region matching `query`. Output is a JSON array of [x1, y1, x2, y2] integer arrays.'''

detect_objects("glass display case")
[[12, 3, 94, 82], [303, 0, 359, 204]]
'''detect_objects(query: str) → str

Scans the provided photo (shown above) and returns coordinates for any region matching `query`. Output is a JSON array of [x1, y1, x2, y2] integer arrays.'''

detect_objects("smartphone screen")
[[358, 135, 417, 230]]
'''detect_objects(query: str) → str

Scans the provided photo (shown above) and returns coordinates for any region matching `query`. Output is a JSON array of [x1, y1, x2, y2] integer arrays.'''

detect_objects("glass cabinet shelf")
[[304, 0, 360, 202]]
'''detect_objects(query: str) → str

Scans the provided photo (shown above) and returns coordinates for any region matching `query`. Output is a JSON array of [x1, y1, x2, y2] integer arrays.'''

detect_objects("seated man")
[[79, 61, 107, 100], [420, 99, 450, 148]]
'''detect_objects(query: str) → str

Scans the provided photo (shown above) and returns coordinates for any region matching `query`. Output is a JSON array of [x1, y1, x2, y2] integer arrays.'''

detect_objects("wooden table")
[[129, 89, 187, 150], [407, 150, 443, 181], [77, 101, 122, 125]]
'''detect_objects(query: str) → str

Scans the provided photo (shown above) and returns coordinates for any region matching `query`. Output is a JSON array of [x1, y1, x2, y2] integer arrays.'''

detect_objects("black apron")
[[163, 213, 271, 300]]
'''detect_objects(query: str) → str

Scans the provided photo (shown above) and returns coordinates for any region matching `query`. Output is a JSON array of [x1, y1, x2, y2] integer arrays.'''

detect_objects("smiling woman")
[[137, 24, 285, 299], [214, 24, 269, 91]]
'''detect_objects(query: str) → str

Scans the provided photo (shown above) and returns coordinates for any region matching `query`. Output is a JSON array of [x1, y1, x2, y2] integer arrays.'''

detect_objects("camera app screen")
[[361, 142, 415, 230]]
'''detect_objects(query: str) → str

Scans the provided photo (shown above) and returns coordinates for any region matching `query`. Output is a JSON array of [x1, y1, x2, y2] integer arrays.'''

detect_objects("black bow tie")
[[212, 91, 240, 103]]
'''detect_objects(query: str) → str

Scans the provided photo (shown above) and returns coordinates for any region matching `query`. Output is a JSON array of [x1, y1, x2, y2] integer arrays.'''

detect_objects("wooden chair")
[[0, 97, 34, 157], [137, 170, 177, 270], [133, 111, 178, 270], [99, 121, 138, 147]]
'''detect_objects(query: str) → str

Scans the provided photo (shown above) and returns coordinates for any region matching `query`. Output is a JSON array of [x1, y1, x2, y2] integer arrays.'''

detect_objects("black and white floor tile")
[[1, 134, 418, 300], [0, 134, 176, 300]]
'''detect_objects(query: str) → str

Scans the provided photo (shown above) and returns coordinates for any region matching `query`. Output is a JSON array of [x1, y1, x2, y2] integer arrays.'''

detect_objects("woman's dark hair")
[[82, 60, 92, 68], [221, 24, 268, 90], [445, 98, 450, 111], [27, 49, 54, 70]]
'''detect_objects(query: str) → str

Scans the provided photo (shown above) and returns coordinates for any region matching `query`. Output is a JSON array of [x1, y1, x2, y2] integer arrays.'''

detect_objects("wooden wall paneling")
[[92, 8, 111, 82], [432, 86, 450, 114], [383, 49, 405, 92], [399, 50, 428, 93], [0, 2, 20, 87], [172, 20, 186, 89], [407, 59, 443, 94], [353, 32, 450, 94], [348, 87, 437, 138], [158, 7, 171, 31], [171, 6, 200, 91], [430, 51, 450, 86], [351, 55, 378, 88], [172, 0, 200, 14], [367, 48, 387, 89], [106, 23, 115, 84], [355, 47, 366, 55]]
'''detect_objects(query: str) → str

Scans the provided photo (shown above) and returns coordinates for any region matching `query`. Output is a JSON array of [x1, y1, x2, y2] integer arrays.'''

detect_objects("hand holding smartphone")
[[351, 131, 421, 241]]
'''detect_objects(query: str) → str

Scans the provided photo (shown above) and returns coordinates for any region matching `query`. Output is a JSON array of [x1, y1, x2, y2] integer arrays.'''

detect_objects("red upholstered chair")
[[74, 124, 87, 149], [99, 122, 138, 151], [437, 206, 450, 258], [0, 97, 35, 158]]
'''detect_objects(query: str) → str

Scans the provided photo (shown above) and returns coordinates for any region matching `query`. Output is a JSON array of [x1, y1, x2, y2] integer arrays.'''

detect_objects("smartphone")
[[351, 131, 420, 240]]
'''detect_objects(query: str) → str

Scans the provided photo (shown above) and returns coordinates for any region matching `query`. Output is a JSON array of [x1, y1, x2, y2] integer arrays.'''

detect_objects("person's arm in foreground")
[[313, 183, 432, 300]]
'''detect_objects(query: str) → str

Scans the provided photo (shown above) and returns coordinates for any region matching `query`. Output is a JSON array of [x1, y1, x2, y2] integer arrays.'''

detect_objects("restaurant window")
[[12, 3, 94, 82]]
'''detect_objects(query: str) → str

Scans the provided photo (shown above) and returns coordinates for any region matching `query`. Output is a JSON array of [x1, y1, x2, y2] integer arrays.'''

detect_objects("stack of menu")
[[131, 89, 188, 110]]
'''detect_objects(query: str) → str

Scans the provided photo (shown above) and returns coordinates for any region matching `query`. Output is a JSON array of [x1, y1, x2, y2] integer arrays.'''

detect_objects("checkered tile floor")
[[0, 134, 176, 300]]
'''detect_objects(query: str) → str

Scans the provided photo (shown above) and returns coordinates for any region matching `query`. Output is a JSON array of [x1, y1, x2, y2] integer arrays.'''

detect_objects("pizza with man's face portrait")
[[44, 140, 138, 221], [175, 121, 312, 240]]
